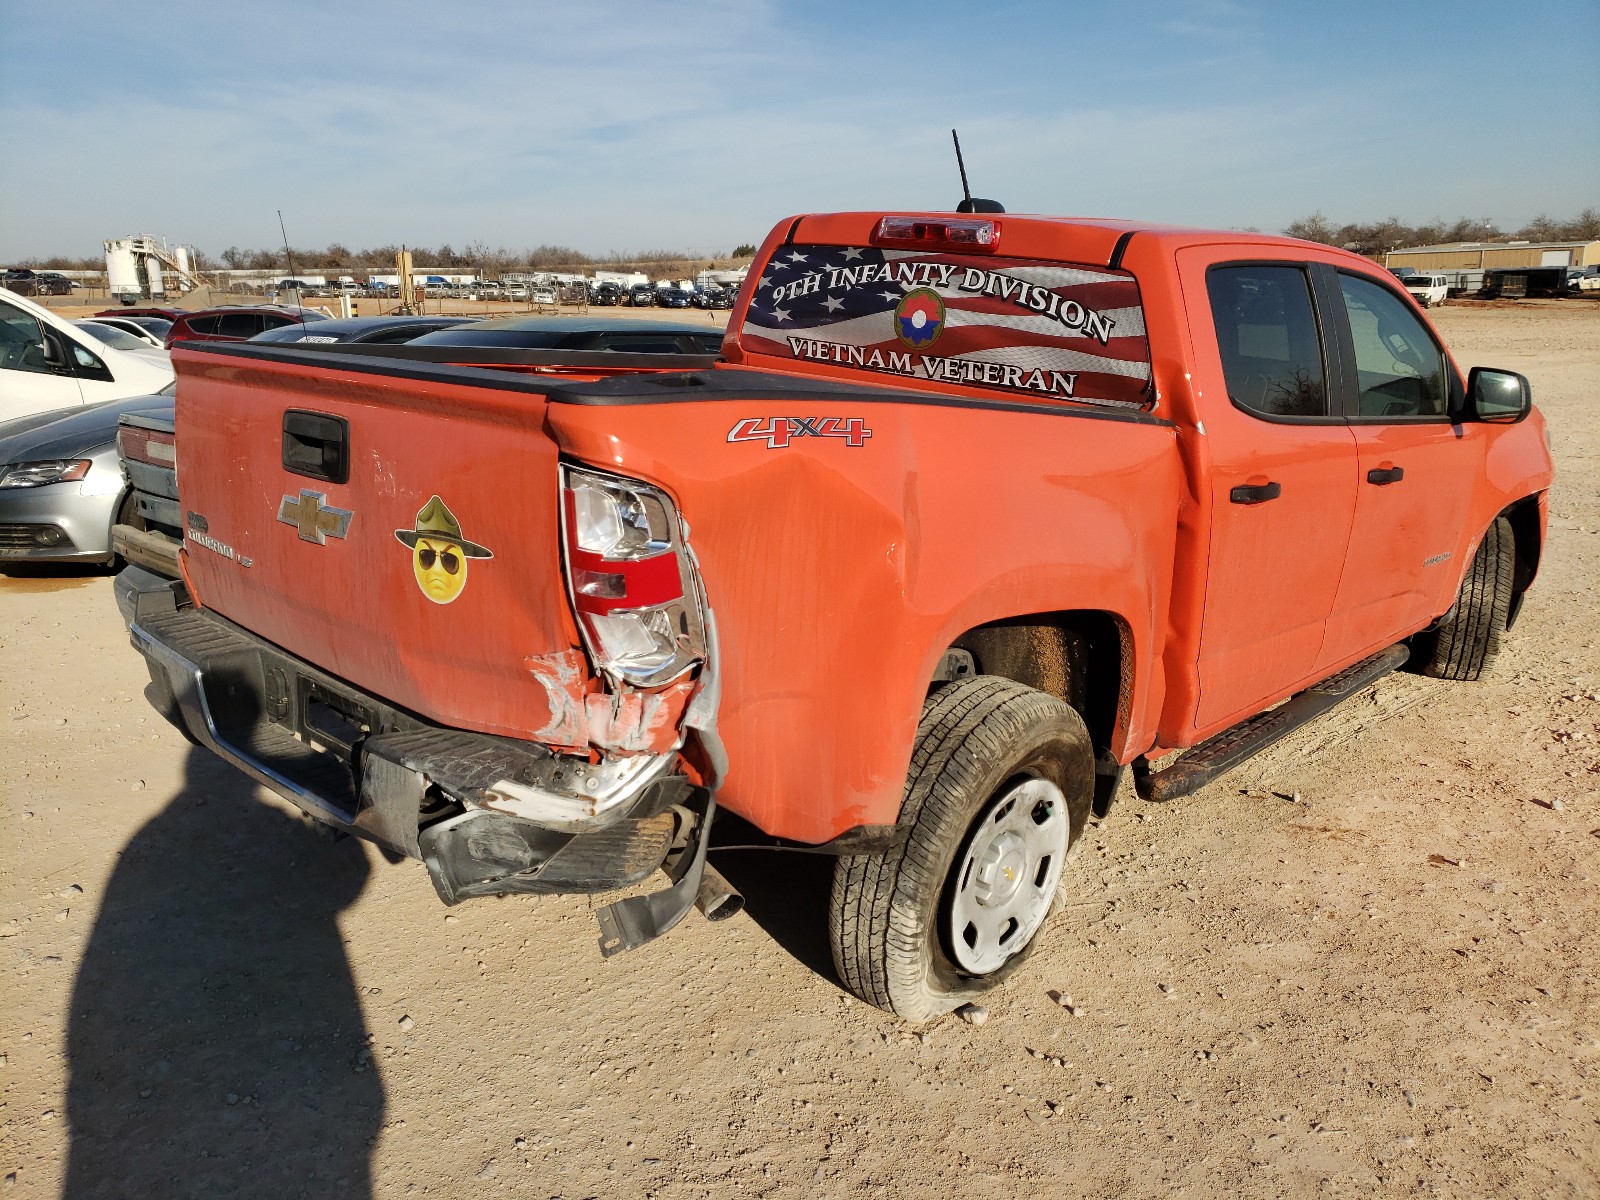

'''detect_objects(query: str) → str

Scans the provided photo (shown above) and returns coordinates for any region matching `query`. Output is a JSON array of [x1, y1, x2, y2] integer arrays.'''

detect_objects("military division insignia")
[[894, 288, 945, 348], [394, 496, 493, 605]]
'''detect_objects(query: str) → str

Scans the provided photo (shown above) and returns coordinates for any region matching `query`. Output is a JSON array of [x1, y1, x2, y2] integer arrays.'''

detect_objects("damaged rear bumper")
[[116, 565, 692, 905]]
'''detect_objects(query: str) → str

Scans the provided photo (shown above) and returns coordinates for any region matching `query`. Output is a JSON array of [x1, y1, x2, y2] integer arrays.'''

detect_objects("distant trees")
[[1280, 209, 1599, 256]]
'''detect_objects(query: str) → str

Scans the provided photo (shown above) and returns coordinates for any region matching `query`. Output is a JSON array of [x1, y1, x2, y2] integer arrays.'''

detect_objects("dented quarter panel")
[[545, 398, 1181, 844]]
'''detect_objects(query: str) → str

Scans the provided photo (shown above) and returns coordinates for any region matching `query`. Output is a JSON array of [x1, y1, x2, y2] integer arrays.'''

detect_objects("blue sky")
[[2, 0, 1596, 260]]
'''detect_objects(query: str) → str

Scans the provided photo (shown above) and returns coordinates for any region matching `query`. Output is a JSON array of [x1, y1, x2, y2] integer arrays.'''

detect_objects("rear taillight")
[[561, 465, 706, 687], [117, 425, 176, 467], [872, 215, 1001, 253]]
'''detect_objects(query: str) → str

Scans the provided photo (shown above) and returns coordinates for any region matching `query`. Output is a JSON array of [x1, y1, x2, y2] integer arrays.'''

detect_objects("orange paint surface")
[[172, 212, 1554, 845]]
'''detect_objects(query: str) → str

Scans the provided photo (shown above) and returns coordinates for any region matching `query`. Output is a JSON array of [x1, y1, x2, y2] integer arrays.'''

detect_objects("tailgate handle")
[[283, 410, 350, 484]]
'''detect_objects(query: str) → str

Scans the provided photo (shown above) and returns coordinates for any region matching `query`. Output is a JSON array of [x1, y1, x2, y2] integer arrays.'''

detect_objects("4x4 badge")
[[278, 490, 353, 544]]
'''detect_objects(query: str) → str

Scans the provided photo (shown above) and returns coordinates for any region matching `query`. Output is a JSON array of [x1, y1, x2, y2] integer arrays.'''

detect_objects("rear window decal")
[[741, 246, 1152, 408]]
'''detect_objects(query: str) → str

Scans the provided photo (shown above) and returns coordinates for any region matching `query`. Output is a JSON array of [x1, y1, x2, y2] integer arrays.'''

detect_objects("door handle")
[[1366, 466, 1405, 485], [1229, 481, 1281, 505]]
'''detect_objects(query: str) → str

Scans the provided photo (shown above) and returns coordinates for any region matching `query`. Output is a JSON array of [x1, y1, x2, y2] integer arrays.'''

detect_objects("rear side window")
[[738, 245, 1151, 408], [1338, 273, 1447, 418], [184, 315, 222, 335], [218, 313, 267, 337], [1206, 265, 1328, 418]]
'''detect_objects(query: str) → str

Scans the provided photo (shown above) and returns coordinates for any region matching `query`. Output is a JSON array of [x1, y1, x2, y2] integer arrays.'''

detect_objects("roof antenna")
[[278, 208, 306, 327], [951, 129, 1004, 214]]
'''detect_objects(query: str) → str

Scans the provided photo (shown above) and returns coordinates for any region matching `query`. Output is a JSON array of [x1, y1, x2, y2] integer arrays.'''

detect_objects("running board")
[[1135, 645, 1410, 802]]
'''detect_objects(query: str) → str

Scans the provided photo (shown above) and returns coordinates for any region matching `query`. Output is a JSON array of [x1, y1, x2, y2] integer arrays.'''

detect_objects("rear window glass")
[[409, 330, 567, 348], [739, 245, 1151, 407]]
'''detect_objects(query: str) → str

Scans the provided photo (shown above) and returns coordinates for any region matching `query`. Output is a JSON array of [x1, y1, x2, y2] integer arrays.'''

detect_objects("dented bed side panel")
[[546, 397, 1181, 845]]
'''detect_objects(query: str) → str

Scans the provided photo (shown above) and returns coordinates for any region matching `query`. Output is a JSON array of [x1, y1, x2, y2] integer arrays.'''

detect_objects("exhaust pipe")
[[694, 862, 744, 922]]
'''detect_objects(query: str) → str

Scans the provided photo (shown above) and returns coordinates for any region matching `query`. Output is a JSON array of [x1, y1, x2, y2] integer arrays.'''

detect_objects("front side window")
[[1206, 265, 1328, 418], [1338, 273, 1447, 418], [0, 302, 52, 374]]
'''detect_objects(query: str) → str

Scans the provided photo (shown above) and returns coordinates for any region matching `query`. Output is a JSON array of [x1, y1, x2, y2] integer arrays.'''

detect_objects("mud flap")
[[596, 794, 716, 957]]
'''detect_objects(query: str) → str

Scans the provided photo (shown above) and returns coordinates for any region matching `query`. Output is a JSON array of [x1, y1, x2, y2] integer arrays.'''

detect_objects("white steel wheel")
[[945, 777, 1068, 974], [829, 675, 1094, 1021]]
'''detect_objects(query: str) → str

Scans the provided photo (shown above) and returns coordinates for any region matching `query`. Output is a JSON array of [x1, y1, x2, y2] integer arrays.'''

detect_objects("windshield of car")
[[75, 322, 152, 351]]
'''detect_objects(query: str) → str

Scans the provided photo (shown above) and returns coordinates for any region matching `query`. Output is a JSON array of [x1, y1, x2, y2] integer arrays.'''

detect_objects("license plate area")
[[299, 678, 375, 757]]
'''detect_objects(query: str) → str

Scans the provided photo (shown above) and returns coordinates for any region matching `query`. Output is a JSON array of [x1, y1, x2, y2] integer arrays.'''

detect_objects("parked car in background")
[[406, 315, 725, 355], [97, 315, 173, 344], [73, 321, 173, 362], [3, 269, 42, 296], [655, 287, 691, 308], [1, 288, 173, 421], [530, 286, 558, 307], [249, 315, 480, 345], [1402, 274, 1449, 308], [628, 283, 657, 307], [590, 282, 623, 306], [34, 273, 74, 296], [503, 283, 530, 301], [164, 306, 330, 348], [1566, 266, 1600, 292], [0, 385, 174, 570], [78, 317, 167, 349], [96, 307, 187, 322]]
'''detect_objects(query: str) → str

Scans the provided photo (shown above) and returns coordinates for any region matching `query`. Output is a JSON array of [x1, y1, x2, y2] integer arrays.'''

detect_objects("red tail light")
[[560, 466, 707, 688], [118, 425, 176, 468]]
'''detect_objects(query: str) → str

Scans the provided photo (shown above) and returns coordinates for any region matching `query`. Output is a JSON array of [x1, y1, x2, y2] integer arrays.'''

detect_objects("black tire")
[[829, 676, 1093, 1021], [1417, 516, 1514, 681]]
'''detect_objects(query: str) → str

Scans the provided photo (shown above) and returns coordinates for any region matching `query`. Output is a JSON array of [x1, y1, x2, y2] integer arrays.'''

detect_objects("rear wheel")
[[829, 676, 1093, 1021], [1416, 516, 1514, 681]]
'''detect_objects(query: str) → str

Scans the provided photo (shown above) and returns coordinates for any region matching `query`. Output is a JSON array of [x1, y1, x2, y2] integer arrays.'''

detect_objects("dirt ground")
[[2, 302, 1596, 1199]]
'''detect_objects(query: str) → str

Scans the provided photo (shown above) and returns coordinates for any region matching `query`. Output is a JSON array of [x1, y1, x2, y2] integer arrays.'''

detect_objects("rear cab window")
[[737, 245, 1152, 409]]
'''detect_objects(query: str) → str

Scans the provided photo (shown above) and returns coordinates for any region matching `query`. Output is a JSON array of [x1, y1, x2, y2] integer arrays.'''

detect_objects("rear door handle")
[[1229, 481, 1281, 505], [1366, 466, 1405, 485]]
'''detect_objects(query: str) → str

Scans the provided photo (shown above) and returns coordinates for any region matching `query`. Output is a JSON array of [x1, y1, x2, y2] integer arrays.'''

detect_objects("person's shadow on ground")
[[64, 743, 382, 1199]]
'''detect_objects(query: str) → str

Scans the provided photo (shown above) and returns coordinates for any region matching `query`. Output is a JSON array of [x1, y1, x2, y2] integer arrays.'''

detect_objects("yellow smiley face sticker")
[[394, 496, 493, 606]]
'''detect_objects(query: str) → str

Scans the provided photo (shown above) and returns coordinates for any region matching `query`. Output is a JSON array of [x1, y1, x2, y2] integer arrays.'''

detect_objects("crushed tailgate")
[[172, 344, 581, 742]]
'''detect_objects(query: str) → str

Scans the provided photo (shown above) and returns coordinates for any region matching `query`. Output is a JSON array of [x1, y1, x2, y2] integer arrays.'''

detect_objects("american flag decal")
[[739, 245, 1152, 408]]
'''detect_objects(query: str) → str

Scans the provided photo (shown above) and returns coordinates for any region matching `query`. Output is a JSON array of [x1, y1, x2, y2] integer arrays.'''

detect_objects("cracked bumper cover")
[[116, 566, 688, 903]]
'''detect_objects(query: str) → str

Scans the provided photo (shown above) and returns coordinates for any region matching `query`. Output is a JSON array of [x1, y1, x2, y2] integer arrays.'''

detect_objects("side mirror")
[[1467, 366, 1531, 423], [40, 332, 67, 370]]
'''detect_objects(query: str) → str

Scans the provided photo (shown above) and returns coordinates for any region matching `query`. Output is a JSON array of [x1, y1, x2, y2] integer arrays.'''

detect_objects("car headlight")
[[0, 460, 92, 488]]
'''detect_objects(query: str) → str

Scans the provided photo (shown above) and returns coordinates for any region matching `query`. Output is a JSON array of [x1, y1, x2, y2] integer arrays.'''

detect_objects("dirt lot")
[[2, 302, 1596, 1198]]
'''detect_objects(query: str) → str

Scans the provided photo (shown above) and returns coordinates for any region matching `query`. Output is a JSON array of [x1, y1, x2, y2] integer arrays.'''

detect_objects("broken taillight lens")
[[561, 465, 707, 687], [872, 215, 1001, 253]]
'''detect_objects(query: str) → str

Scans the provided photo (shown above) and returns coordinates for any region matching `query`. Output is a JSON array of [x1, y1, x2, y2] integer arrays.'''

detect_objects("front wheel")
[[1415, 515, 1514, 680], [829, 676, 1093, 1021]]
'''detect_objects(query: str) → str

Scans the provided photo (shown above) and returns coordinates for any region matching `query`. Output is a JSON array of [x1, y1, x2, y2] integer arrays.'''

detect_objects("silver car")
[[0, 386, 174, 569]]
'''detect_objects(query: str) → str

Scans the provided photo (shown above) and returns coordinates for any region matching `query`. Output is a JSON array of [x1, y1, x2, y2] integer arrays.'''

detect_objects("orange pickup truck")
[[116, 210, 1552, 1020]]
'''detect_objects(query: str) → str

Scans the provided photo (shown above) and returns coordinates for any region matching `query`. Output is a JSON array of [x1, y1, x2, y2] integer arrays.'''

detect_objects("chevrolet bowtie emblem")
[[278, 490, 353, 544]]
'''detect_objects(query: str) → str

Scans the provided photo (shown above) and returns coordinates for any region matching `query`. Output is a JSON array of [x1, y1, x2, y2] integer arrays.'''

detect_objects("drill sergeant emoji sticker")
[[394, 495, 493, 605]]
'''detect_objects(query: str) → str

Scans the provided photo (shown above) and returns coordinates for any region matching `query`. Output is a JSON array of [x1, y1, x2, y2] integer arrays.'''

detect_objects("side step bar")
[[1135, 645, 1410, 802]]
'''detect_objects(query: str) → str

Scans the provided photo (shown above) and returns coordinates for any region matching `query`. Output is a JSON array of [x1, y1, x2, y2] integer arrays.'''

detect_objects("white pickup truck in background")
[[1402, 274, 1450, 308]]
